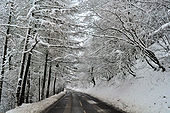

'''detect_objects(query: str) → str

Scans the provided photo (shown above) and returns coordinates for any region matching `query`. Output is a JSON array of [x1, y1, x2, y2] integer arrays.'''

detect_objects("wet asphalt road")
[[44, 91, 125, 113]]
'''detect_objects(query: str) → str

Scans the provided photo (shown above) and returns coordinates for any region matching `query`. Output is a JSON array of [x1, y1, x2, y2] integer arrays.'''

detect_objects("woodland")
[[0, 0, 169, 112]]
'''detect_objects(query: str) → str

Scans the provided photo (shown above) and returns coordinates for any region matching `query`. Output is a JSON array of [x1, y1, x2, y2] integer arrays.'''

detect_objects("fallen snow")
[[75, 62, 170, 113], [73, 42, 170, 113], [6, 91, 66, 113]]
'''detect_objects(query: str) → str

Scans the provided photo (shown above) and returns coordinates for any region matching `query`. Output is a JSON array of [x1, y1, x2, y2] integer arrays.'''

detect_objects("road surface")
[[44, 91, 125, 113]]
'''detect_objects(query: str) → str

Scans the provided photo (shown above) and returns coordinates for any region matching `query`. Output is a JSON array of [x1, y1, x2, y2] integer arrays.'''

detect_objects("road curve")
[[44, 90, 126, 113]]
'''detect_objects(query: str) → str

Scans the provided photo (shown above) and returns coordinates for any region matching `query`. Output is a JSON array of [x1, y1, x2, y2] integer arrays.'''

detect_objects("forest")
[[0, 0, 170, 113]]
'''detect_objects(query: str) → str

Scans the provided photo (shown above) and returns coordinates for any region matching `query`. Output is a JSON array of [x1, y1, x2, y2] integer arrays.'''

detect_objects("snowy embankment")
[[75, 44, 170, 113], [78, 66, 170, 113], [6, 91, 66, 113]]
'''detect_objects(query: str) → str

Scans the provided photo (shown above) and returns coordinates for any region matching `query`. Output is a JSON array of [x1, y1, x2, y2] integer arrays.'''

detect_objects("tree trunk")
[[53, 76, 56, 95], [39, 76, 41, 101], [92, 77, 95, 86], [91, 67, 95, 87], [144, 49, 165, 72], [145, 57, 157, 70], [26, 71, 30, 103], [46, 63, 52, 98], [20, 53, 32, 105], [41, 52, 48, 100], [8, 55, 12, 70], [0, 5, 12, 102], [16, 28, 31, 106]]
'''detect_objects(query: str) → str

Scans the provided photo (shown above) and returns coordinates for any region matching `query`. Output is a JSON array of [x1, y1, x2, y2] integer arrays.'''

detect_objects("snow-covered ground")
[[6, 91, 66, 113], [74, 44, 170, 113], [77, 63, 170, 113]]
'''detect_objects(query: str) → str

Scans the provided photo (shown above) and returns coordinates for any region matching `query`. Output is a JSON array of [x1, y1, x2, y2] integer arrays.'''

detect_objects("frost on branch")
[[151, 22, 170, 35]]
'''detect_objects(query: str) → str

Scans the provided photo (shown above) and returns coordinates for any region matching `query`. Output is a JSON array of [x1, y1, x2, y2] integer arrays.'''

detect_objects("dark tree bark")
[[91, 67, 96, 87], [26, 71, 30, 103], [46, 63, 52, 98], [53, 76, 56, 95], [144, 49, 165, 72], [20, 53, 32, 105], [145, 57, 157, 70], [0, 3, 13, 102], [41, 52, 48, 100], [8, 55, 12, 70], [92, 77, 95, 86], [39, 76, 41, 101], [127, 64, 136, 77]]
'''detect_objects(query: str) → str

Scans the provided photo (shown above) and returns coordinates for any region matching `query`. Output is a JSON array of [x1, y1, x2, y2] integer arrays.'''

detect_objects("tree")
[[0, 1, 13, 102], [46, 62, 52, 98], [26, 71, 30, 103], [53, 75, 57, 95]]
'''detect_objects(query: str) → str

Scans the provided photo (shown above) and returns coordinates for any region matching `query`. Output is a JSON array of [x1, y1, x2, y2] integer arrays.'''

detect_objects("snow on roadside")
[[75, 60, 170, 113], [6, 91, 66, 113], [74, 59, 170, 113]]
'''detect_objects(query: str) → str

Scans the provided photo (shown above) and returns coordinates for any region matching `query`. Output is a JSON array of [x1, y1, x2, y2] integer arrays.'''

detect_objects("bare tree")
[[0, 1, 13, 102], [41, 52, 48, 100], [16, 28, 31, 106]]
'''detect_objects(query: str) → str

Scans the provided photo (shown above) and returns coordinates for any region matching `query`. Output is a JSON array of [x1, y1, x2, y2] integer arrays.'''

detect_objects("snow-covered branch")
[[0, 24, 31, 29], [38, 39, 85, 50], [92, 34, 129, 42], [151, 22, 170, 35], [23, 34, 39, 53], [26, 5, 40, 19]]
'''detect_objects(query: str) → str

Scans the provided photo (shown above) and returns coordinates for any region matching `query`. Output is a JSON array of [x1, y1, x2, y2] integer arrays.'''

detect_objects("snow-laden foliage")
[[71, 0, 170, 87], [0, 0, 170, 112], [0, 0, 83, 112]]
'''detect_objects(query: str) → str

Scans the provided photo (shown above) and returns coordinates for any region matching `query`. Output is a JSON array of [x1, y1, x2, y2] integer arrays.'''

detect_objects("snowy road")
[[43, 91, 125, 113]]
